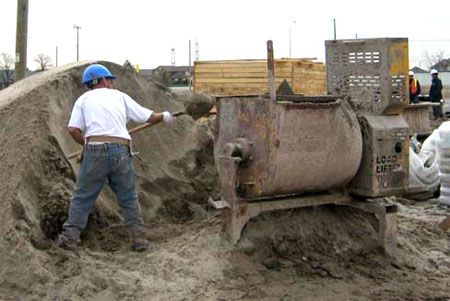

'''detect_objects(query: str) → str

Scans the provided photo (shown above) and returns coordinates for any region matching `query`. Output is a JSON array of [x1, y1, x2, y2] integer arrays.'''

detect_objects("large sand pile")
[[0, 61, 219, 298]]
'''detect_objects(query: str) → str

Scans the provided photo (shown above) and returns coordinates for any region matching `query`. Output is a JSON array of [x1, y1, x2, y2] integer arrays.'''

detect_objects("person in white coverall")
[[58, 63, 174, 251]]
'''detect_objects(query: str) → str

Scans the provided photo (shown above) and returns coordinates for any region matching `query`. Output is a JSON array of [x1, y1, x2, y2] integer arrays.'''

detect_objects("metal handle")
[[267, 40, 276, 102]]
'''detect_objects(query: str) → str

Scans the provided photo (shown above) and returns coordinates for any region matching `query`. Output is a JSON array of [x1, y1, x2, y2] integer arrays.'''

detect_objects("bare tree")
[[34, 53, 53, 71], [0, 53, 14, 89], [421, 49, 447, 70]]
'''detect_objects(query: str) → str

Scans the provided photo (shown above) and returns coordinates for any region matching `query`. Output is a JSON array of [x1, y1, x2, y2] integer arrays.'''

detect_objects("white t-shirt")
[[68, 88, 153, 140]]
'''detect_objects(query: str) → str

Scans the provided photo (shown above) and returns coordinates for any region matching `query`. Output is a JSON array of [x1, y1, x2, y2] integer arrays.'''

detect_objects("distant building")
[[410, 66, 427, 74], [153, 66, 193, 86], [138, 69, 154, 76], [431, 59, 450, 73]]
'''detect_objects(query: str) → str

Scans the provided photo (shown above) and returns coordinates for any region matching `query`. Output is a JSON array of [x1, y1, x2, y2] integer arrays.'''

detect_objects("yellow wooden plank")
[[195, 66, 295, 73], [195, 68, 267, 74], [195, 72, 266, 78], [195, 63, 267, 69], [194, 60, 317, 69], [200, 77, 289, 83], [195, 72, 293, 79], [196, 80, 290, 87], [197, 84, 275, 90]]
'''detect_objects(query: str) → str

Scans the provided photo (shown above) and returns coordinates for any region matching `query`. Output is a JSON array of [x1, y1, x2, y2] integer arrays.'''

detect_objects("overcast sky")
[[1, 0, 450, 70]]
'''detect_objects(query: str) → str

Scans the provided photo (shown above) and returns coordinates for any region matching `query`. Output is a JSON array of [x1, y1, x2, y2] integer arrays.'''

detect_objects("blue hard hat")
[[82, 64, 117, 85]]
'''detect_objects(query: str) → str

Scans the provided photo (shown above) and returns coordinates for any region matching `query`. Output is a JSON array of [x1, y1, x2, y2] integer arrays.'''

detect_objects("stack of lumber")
[[193, 58, 326, 96]]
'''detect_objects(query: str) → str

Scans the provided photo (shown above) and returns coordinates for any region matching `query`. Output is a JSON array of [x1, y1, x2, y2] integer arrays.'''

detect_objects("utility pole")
[[189, 40, 192, 91], [189, 40, 191, 68], [195, 39, 199, 61], [73, 25, 81, 61], [333, 18, 336, 40], [171, 48, 175, 66], [15, 0, 29, 81], [289, 20, 296, 58]]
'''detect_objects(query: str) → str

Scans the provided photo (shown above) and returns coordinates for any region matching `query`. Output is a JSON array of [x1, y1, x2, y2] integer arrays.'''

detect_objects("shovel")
[[66, 95, 215, 160]]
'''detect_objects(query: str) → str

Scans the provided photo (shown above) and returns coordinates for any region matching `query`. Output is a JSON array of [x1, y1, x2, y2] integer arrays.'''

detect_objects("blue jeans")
[[62, 143, 144, 242]]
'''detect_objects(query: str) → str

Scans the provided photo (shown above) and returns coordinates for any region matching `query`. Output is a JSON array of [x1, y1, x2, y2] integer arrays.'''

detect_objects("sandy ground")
[[1, 62, 450, 300], [4, 199, 450, 301]]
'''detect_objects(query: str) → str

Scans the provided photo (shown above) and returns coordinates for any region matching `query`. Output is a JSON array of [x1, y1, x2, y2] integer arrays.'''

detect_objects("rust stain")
[[389, 42, 409, 75]]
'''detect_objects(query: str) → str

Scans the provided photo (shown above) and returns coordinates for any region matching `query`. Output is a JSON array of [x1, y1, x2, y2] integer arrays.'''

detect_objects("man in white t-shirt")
[[58, 63, 174, 251]]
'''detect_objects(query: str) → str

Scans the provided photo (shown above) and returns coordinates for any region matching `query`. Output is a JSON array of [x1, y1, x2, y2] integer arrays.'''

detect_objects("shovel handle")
[[67, 110, 185, 160], [128, 110, 184, 134]]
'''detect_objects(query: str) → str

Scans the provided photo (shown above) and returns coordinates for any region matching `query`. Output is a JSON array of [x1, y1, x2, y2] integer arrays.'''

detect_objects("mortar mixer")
[[214, 38, 411, 257]]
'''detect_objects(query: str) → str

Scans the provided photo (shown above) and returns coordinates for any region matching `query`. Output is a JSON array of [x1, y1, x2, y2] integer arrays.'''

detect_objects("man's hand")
[[145, 111, 175, 126], [162, 111, 175, 124]]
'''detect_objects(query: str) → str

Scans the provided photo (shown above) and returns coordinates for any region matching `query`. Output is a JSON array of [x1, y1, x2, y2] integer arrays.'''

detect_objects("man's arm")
[[145, 112, 164, 126], [121, 92, 173, 125], [68, 127, 85, 145], [145, 111, 174, 125]]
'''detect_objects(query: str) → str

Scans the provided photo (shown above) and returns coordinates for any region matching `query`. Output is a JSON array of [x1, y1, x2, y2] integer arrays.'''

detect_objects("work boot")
[[130, 226, 148, 252], [57, 227, 81, 251], [132, 238, 149, 252], [57, 233, 80, 251]]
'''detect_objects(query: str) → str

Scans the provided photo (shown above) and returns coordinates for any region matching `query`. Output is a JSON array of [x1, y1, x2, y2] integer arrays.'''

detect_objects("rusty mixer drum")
[[215, 96, 363, 199]]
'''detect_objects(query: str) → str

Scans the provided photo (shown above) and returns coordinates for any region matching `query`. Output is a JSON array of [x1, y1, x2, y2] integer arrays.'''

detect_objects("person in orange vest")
[[409, 71, 421, 104]]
